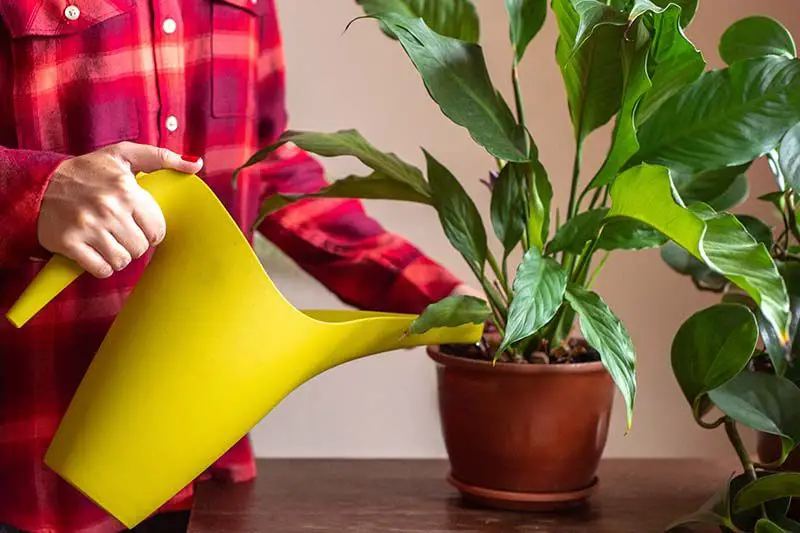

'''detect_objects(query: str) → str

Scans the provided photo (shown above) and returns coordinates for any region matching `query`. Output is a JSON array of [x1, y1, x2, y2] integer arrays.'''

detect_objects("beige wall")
[[250, 0, 800, 458]]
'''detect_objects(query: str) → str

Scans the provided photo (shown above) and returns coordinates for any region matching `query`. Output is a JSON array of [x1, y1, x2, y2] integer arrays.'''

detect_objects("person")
[[0, 2, 477, 532]]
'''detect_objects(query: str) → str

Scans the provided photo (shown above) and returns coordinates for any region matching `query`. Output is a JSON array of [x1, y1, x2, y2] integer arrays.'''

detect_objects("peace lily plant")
[[234, 0, 800, 440]]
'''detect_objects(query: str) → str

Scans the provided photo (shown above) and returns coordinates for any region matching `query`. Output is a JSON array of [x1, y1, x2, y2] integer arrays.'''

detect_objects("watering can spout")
[[5, 170, 482, 528]]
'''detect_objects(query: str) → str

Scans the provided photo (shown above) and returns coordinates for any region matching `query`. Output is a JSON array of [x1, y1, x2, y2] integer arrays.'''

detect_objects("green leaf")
[[707, 174, 750, 211], [660, 241, 728, 292], [408, 295, 492, 335], [545, 208, 608, 255], [256, 173, 432, 223], [589, 20, 651, 188], [651, 0, 697, 27], [780, 122, 800, 190], [355, 0, 480, 42], [730, 472, 792, 532], [635, 3, 704, 125], [236, 129, 428, 193], [608, 163, 790, 341], [505, 0, 547, 63], [374, 14, 527, 162], [709, 372, 800, 464], [565, 283, 636, 428], [491, 163, 527, 258], [636, 56, 800, 174], [720, 16, 797, 66], [776, 518, 800, 532], [737, 215, 775, 250], [735, 473, 800, 514], [671, 303, 758, 409], [425, 151, 487, 272], [756, 519, 787, 533], [528, 158, 553, 250], [672, 163, 752, 206], [498, 248, 567, 354], [666, 482, 734, 532], [596, 219, 667, 251], [553, 0, 626, 142]]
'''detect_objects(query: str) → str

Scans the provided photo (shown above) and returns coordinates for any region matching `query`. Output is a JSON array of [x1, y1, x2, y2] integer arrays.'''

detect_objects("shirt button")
[[250, 0, 257, 4], [162, 18, 177, 35], [64, 5, 81, 21], [165, 115, 179, 132]]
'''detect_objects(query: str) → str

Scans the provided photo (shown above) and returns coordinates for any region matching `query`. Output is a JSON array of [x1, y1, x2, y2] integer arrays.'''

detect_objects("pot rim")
[[427, 345, 607, 375]]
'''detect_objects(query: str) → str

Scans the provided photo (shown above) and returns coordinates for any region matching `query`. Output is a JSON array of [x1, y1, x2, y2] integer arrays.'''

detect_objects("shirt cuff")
[[383, 255, 463, 315]]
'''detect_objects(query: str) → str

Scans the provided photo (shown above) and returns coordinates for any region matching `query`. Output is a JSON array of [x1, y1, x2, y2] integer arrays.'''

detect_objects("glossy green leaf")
[[737, 215, 775, 250], [356, 0, 480, 42], [565, 283, 636, 428], [666, 482, 734, 532], [408, 295, 492, 335], [780, 122, 800, 190], [491, 163, 527, 257], [636, 3, 704, 125], [720, 16, 796, 66], [651, 0, 697, 27], [660, 242, 728, 292], [590, 21, 650, 188], [498, 248, 567, 354], [707, 174, 750, 211], [553, 0, 626, 142], [730, 472, 792, 532], [735, 473, 800, 513], [671, 303, 758, 408], [425, 151, 487, 272], [756, 519, 788, 533], [256, 172, 432, 224], [596, 219, 667, 251], [636, 56, 800, 174], [528, 157, 553, 252], [545, 208, 607, 255], [672, 163, 752, 205], [608, 164, 790, 341], [776, 518, 800, 532], [709, 372, 800, 464], [505, 0, 547, 63], [375, 14, 527, 162], [236, 129, 428, 193]]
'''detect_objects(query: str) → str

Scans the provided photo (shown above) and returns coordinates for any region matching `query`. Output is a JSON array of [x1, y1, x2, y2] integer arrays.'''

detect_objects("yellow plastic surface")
[[5, 170, 482, 528]]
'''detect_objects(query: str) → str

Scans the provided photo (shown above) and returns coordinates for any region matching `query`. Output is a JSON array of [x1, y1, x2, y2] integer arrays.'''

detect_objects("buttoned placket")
[[151, 0, 186, 152]]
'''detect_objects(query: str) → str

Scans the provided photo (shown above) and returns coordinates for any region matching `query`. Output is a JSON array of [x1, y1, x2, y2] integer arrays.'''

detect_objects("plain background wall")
[[249, 0, 800, 458]]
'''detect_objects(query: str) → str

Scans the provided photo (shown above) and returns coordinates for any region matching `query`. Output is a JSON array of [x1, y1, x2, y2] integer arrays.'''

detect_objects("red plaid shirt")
[[0, 2, 461, 531]]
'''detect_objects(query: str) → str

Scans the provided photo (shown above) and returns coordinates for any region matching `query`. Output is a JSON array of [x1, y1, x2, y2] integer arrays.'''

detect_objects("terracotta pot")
[[757, 432, 800, 518], [428, 345, 614, 512]]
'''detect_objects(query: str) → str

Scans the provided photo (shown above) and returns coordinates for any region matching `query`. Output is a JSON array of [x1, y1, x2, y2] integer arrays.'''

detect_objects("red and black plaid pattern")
[[0, 2, 461, 531]]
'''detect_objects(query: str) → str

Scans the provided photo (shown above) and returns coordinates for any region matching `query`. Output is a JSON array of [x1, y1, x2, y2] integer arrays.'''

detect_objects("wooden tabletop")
[[188, 458, 734, 532]]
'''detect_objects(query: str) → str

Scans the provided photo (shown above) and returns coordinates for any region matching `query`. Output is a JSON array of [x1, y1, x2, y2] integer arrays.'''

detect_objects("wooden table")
[[188, 459, 735, 532]]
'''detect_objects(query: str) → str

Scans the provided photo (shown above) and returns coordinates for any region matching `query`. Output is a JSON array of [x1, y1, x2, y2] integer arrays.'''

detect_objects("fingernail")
[[181, 154, 201, 163]]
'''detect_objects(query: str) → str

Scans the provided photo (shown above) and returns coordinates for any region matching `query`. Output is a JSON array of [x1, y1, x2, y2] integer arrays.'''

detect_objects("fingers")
[[63, 241, 114, 279], [111, 142, 203, 175], [131, 189, 167, 246]]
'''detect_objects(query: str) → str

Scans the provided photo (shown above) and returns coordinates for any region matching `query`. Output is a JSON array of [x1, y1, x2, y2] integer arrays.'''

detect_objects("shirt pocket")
[[0, 0, 140, 153], [211, 0, 265, 118]]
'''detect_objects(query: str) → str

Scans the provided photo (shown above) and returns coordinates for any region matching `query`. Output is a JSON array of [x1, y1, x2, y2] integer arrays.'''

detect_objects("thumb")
[[113, 142, 204, 174]]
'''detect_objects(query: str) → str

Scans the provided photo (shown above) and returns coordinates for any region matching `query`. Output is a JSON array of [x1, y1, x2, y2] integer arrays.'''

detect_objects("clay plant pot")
[[757, 433, 800, 518], [428, 345, 615, 512]]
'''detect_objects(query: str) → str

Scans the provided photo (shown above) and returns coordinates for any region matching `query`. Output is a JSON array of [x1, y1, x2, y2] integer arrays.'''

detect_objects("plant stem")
[[512, 62, 526, 127], [567, 140, 584, 220], [725, 419, 757, 484], [488, 252, 511, 297], [786, 191, 800, 246], [587, 251, 610, 289]]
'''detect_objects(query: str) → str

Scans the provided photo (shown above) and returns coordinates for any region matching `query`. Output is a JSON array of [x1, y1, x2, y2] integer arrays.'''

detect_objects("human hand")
[[37, 142, 203, 279]]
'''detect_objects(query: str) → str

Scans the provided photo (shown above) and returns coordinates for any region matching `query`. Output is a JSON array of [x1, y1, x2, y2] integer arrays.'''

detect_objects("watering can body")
[[5, 170, 482, 528]]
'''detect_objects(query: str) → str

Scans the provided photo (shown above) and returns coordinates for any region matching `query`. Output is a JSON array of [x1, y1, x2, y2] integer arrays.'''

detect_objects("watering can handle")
[[7, 254, 85, 328]]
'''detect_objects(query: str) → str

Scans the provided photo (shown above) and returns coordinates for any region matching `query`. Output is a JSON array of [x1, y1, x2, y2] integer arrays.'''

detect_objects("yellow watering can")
[[5, 169, 482, 528]]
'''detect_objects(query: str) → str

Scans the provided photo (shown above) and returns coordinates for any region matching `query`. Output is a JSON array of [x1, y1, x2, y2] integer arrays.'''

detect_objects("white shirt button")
[[162, 18, 177, 35], [250, 0, 257, 5], [64, 5, 81, 21], [165, 115, 179, 132]]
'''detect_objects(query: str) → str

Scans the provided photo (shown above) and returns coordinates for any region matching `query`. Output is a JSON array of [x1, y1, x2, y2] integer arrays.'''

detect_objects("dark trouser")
[[0, 510, 190, 533]]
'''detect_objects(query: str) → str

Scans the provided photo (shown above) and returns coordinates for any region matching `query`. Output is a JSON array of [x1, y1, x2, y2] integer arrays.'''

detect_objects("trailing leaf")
[[709, 372, 800, 465], [780, 122, 800, 190], [505, 0, 547, 63], [707, 175, 750, 211], [425, 151, 488, 273], [756, 519, 787, 533], [608, 164, 790, 341], [670, 303, 758, 411], [596, 219, 666, 251], [545, 208, 607, 255], [355, 0, 480, 43], [553, 0, 627, 143], [666, 481, 735, 532], [491, 163, 527, 257], [408, 295, 492, 335], [734, 473, 800, 514], [719, 16, 796, 66], [635, 56, 800, 174], [672, 163, 752, 206], [565, 283, 636, 428], [650, 0, 697, 28], [373, 13, 528, 162], [498, 248, 567, 354]]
